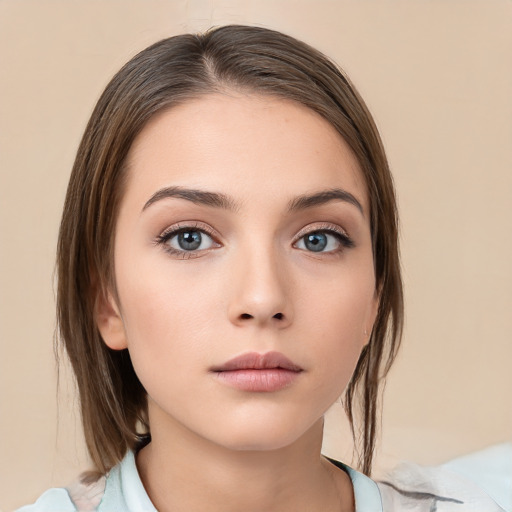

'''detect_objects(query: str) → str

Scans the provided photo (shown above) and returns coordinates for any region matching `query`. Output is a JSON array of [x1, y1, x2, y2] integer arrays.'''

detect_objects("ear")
[[94, 288, 128, 350]]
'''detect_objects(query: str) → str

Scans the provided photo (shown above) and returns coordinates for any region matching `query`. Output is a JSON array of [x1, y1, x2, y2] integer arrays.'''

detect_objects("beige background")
[[1, 0, 511, 509]]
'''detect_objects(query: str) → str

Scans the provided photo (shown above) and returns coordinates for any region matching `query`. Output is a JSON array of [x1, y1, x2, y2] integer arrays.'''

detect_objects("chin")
[[207, 415, 322, 453], [226, 435, 297, 452]]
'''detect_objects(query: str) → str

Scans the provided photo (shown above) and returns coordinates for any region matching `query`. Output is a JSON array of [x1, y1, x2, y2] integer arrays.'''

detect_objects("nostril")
[[237, 312, 285, 321]]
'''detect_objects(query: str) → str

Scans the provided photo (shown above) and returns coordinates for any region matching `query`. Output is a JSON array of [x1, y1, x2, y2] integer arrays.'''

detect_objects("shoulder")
[[17, 451, 156, 512], [441, 442, 512, 511], [15, 488, 77, 512], [328, 447, 508, 512], [377, 445, 510, 512], [16, 475, 106, 512]]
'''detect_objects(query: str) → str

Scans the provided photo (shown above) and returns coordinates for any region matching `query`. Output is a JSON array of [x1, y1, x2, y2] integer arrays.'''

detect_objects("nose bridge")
[[228, 235, 291, 327]]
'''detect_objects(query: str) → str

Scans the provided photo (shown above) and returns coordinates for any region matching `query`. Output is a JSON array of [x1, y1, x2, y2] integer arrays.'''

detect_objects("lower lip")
[[214, 369, 301, 392]]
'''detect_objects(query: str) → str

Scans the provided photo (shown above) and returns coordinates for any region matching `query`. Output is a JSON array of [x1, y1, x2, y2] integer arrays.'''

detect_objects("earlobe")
[[94, 289, 128, 350]]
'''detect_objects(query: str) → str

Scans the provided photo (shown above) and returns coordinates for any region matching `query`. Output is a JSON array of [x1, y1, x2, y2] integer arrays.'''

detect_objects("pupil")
[[305, 232, 327, 252], [178, 231, 201, 250]]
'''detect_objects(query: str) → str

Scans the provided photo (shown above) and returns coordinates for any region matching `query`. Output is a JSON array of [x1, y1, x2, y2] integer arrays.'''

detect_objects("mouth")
[[211, 351, 303, 392]]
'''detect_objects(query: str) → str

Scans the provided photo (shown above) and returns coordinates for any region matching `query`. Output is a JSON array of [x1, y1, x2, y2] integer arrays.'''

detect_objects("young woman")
[[18, 25, 504, 512]]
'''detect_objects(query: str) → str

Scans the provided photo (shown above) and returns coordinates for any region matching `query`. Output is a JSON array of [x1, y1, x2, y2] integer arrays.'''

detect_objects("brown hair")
[[57, 24, 403, 477]]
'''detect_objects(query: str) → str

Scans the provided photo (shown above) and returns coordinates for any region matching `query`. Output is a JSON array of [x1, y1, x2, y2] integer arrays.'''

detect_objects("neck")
[[136, 406, 354, 512]]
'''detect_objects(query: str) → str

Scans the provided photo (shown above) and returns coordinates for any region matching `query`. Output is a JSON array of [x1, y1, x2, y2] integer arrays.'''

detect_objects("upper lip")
[[212, 351, 303, 372]]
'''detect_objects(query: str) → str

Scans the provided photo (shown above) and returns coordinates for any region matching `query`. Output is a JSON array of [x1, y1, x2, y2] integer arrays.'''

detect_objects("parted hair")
[[56, 24, 403, 477]]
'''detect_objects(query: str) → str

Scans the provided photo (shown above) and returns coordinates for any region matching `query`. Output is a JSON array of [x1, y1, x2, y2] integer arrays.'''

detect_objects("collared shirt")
[[17, 444, 509, 511]]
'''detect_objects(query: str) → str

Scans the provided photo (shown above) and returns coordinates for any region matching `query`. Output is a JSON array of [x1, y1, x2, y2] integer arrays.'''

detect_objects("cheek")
[[303, 265, 375, 339], [115, 259, 219, 367], [297, 262, 375, 387], [115, 269, 223, 419]]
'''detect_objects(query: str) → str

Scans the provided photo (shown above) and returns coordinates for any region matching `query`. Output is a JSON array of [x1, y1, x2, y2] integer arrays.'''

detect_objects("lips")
[[212, 351, 303, 372], [211, 351, 303, 392]]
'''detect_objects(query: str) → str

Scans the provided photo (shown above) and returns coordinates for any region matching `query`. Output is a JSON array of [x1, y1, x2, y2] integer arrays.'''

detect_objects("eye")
[[294, 227, 354, 254], [155, 223, 219, 258]]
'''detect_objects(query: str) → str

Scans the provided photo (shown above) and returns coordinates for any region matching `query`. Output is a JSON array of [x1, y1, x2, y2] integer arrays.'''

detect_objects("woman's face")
[[99, 93, 378, 451]]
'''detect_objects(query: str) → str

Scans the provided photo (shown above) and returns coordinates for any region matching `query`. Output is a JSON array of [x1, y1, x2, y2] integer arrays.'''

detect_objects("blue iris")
[[178, 231, 202, 250], [304, 232, 328, 252]]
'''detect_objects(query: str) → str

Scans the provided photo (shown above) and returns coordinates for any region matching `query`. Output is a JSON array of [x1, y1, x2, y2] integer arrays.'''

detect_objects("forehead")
[[123, 93, 368, 213]]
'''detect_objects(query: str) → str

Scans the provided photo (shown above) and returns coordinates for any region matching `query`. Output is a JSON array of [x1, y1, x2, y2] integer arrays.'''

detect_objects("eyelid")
[[292, 222, 355, 255], [154, 221, 222, 258], [293, 222, 351, 243], [157, 221, 219, 241]]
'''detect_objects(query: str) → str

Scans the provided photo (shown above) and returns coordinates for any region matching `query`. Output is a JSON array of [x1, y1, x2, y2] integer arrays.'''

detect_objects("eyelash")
[[293, 223, 355, 255], [154, 222, 219, 259], [154, 222, 354, 259]]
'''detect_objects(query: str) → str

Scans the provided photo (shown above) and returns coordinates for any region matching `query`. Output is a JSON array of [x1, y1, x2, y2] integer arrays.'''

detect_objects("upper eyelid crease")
[[155, 225, 219, 257], [158, 224, 352, 248], [141, 187, 364, 216], [294, 222, 349, 237], [157, 222, 218, 240]]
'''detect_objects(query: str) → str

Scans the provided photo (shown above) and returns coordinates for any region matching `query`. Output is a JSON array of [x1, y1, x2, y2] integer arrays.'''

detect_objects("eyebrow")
[[142, 186, 239, 212], [142, 186, 364, 216], [287, 188, 364, 216]]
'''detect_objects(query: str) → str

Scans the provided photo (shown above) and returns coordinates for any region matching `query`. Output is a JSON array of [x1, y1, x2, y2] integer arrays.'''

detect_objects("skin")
[[96, 92, 378, 512]]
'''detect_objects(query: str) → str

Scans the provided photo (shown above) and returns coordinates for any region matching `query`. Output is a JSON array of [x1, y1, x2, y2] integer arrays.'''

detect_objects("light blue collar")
[[102, 451, 382, 512]]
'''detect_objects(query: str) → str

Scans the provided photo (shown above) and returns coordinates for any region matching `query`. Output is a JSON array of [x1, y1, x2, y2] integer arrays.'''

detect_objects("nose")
[[227, 247, 292, 329]]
